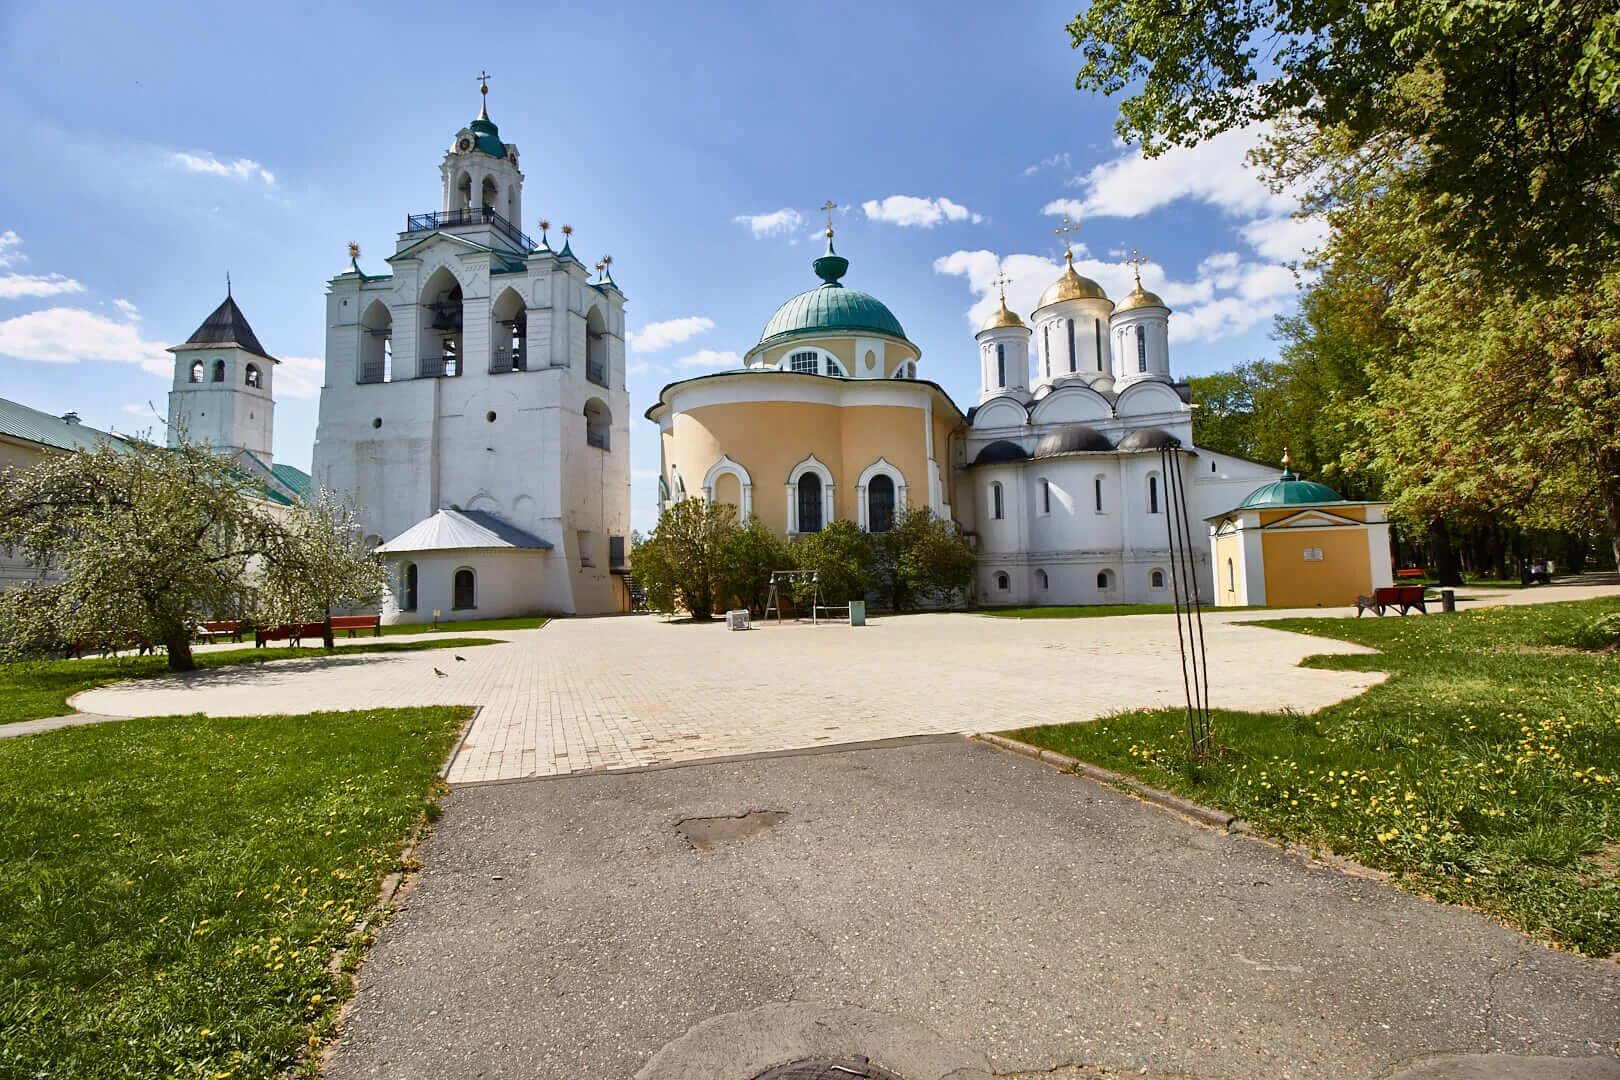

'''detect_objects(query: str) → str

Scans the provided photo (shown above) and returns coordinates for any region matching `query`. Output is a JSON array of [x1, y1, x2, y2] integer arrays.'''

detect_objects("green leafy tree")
[[631, 498, 738, 621], [255, 489, 387, 649], [718, 515, 794, 615], [873, 506, 977, 610], [0, 437, 280, 671], [792, 521, 874, 607]]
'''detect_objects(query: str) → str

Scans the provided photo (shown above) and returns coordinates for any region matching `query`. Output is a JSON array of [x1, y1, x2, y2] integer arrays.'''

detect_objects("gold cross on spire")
[[821, 200, 838, 238], [1054, 213, 1081, 257], [476, 70, 491, 118], [1125, 247, 1149, 285], [991, 270, 1012, 301]]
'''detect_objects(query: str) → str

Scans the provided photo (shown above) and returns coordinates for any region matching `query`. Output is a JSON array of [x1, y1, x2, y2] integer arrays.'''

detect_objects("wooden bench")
[[1356, 585, 1429, 617], [329, 614, 382, 638], [1395, 567, 1426, 580], [254, 622, 328, 648], [195, 620, 243, 643]]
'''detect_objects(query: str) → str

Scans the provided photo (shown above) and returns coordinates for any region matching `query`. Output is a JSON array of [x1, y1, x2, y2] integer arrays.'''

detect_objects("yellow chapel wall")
[[1260, 526, 1374, 608], [668, 401, 930, 535], [1212, 528, 1245, 606]]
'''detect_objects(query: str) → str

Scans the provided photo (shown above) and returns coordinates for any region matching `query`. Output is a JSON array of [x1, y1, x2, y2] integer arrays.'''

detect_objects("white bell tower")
[[440, 72, 523, 227], [166, 286, 277, 466]]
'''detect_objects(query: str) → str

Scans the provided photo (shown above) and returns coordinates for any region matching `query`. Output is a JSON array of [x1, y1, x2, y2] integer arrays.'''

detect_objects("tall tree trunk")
[[1428, 517, 1462, 586], [165, 626, 196, 672], [1600, 449, 1620, 574], [322, 605, 335, 650]]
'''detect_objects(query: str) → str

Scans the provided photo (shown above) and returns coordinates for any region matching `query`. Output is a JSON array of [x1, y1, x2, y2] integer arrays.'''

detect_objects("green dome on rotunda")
[[1237, 464, 1346, 508], [757, 240, 909, 348]]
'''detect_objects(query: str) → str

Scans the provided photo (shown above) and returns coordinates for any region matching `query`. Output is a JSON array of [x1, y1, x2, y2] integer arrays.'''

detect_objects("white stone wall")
[[380, 548, 550, 624], [167, 346, 276, 466], [314, 235, 631, 615]]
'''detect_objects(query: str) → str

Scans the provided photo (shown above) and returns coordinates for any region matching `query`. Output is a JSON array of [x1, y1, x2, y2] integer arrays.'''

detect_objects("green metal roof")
[[469, 116, 506, 158], [0, 396, 123, 453], [271, 463, 312, 501], [757, 241, 909, 349], [1238, 470, 1347, 508], [758, 285, 908, 347]]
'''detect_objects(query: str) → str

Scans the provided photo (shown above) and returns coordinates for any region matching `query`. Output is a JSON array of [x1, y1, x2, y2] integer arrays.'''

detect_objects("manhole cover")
[[751, 1059, 904, 1080]]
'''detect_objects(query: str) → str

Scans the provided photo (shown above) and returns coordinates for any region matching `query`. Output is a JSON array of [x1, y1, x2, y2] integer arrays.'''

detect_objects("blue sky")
[[0, 0, 1321, 533]]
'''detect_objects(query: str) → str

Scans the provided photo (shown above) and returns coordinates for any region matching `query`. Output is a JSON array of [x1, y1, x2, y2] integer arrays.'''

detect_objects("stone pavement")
[[322, 738, 1620, 1080], [68, 582, 1620, 783], [74, 610, 1385, 783]]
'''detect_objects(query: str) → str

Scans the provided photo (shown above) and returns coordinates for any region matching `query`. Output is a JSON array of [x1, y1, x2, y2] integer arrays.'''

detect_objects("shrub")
[[792, 521, 874, 606]]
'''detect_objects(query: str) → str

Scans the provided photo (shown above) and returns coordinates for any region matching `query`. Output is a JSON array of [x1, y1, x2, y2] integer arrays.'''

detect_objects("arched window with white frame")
[[995, 571, 1010, 591], [1094, 474, 1104, 513], [786, 454, 835, 534], [703, 455, 754, 519], [1150, 568, 1166, 589], [786, 348, 847, 377], [857, 459, 906, 533], [996, 344, 1006, 387], [1039, 478, 1052, 515], [1097, 569, 1113, 591]]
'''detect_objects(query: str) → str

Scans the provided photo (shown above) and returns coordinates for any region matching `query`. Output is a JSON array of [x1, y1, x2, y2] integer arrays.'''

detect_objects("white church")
[[311, 83, 631, 620]]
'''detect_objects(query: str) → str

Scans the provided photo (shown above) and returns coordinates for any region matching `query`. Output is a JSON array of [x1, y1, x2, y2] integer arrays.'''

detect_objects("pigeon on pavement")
[[432, 667, 448, 678]]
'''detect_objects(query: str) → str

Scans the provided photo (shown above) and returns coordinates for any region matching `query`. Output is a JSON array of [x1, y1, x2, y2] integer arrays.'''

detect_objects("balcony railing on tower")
[[405, 206, 537, 252]]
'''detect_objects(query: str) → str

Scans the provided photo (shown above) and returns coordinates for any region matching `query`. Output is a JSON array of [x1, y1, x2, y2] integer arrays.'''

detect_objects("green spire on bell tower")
[[811, 200, 848, 286]]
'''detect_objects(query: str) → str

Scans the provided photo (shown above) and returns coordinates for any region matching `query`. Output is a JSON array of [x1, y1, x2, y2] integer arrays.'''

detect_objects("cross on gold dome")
[[991, 270, 1012, 300], [1125, 247, 1149, 285], [821, 200, 838, 238], [1054, 213, 1080, 258]]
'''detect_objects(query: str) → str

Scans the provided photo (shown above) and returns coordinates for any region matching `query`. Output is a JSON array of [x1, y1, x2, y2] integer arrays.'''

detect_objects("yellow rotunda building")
[[647, 232, 964, 535]]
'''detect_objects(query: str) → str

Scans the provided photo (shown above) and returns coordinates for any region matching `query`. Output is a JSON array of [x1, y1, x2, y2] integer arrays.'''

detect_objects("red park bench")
[[254, 622, 328, 648], [1356, 585, 1429, 617], [195, 620, 243, 643], [329, 614, 382, 638], [1395, 567, 1426, 580]]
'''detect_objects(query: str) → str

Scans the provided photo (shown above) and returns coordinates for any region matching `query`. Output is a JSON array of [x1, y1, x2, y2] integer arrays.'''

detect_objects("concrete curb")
[[976, 732, 1239, 831]]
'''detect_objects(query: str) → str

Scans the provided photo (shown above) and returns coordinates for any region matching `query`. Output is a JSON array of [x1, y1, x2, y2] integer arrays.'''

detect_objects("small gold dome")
[[978, 297, 1026, 333], [1036, 250, 1109, 308], [1114, 283, 1169, 314]]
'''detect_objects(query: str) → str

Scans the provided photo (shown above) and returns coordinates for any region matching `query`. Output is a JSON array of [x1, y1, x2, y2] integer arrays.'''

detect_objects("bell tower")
[[440, 72, 523, 227], [166, 285, 277, 467]]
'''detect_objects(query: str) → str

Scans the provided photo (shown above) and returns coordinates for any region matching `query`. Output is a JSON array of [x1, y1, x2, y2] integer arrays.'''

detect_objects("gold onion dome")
[[1037, 249, 1109, 307], [1114, 279, 1169, 314], [979, 297, 1025, 332]]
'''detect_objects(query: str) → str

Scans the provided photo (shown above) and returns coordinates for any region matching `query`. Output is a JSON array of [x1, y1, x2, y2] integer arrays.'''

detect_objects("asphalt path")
[[323, 738, 1619, 1080]]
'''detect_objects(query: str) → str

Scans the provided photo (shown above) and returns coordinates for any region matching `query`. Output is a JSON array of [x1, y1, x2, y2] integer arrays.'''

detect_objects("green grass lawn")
[[1005, 596, 1620, 956], [379, 615, 549, 635], [0, 705, 470, 1079], [0, 638, 501, 726]]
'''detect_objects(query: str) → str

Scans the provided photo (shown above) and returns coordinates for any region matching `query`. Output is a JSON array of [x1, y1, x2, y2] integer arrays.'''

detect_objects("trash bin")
[[1441, 588, 1456, 613], [848, 600, 866, 626]]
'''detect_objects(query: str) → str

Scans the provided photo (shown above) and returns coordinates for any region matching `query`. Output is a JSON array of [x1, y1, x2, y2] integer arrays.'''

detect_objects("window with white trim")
[[990, 481, 1004, 520], [787, 349, 847, 377]]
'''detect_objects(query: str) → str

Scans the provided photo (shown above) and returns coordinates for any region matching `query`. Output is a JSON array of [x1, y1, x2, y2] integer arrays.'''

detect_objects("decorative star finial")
[[821, 200, 838, 239], [537, 219, 551, 246], [562, 224, 573, 236], [1054, 213, 1080, 260], [1125, 247, 1149, 285], [348, 241, 360, 260], [476, 70, 491, 118]]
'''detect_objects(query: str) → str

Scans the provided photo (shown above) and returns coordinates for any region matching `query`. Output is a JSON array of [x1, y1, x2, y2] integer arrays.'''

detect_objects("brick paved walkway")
[[68, 584, 1620, 785]]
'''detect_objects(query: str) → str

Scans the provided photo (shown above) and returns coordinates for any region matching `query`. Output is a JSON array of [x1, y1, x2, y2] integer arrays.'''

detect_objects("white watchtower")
[[166, 288, 277, 466]]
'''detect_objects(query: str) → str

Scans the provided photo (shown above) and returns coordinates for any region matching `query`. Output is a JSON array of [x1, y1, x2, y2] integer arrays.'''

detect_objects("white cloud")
[[0, 231, 85, 300], [113, 298, 140, 319], [0, 273, 85, 300], [1073, 126, 1293, 220], [675, 348, 743, 369], [275, 355, 324, 399], [862, 195, 983, 228], [171, 151, 276, 186], [1240, 213, 1330, 263], [1023, 152, 1072, 177], [627, 315, 714, 352], [1040, 198, 1088, 220], [0, 307, 172, 376], [734, 208, 803, 238]]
